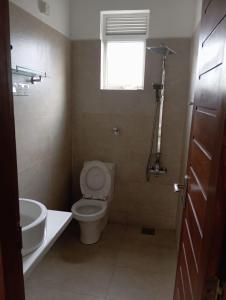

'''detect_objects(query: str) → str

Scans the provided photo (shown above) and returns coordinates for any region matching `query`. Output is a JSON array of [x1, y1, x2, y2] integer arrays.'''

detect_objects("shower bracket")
[[153, 83, 163, 102]]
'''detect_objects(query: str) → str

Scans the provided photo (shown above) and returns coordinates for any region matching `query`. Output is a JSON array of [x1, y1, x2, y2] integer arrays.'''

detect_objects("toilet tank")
[[104, 162, 115, 201]]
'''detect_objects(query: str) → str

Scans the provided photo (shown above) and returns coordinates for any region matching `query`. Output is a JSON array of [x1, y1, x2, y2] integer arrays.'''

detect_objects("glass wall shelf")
[[12, 65, 47, 84]]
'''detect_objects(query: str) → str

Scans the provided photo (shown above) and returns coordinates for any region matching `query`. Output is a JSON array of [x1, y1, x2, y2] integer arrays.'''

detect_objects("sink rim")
[[19, 198, 47, 232]]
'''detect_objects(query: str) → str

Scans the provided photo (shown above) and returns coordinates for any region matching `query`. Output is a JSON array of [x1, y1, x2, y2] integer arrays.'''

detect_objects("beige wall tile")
[[10, 2, 191, 232], [72, 38, 191, 229], [10, 4, 72, 209]]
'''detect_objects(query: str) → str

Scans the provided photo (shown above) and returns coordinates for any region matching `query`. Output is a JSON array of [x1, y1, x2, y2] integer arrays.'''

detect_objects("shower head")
[[147, 45, 176, 56]]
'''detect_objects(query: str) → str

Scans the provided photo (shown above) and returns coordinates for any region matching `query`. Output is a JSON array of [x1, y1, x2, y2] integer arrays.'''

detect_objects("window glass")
[[102, 40, 145, 90]]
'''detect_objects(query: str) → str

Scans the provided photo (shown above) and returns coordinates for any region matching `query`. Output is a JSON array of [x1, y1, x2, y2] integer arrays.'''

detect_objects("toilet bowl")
[[71, 161, 115, 244], [72, 199, 107, 244]]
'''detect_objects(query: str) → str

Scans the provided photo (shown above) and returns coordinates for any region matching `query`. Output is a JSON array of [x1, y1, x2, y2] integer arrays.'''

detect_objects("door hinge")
[[215, 279, 224, 300], [204, 277, 224, 300]]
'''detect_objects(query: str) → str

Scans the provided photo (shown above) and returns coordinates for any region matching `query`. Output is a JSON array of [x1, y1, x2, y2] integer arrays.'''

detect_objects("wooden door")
[[0, 245, 6, 300], [0, 0, 25, 299], [174, 0, 226, 299]]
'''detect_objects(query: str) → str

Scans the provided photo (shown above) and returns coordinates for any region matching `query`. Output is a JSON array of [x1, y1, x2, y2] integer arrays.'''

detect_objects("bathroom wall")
[[10, 3, 72, 210], [72, 37, 191, 229], [70, 0, 198, 39], [10, 0, 70, 37], [9, 0, 196, 229]]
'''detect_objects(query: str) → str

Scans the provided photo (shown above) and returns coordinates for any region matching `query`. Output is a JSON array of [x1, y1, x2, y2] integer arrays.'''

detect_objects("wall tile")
[[71, 38, 191, 229], [10, 4, 72, 209]]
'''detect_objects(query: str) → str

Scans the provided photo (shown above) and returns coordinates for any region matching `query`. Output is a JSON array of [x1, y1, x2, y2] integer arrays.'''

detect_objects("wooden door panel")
[[199, 16, 226, 76], [175, 248, 193, 300], [187, 182, 206, 238], [182, 241, 196, 299], [0, 246, 5, 300], [176, 267, 186, 300], [189, 140, 212, 196], [202, 0, 212, 14], [192, 107, 217, 155], [181, 223, 200, 299], [174, 0, 226, 298], [184, 220, 199, 275], [196, 66, 221, 110], [0, 1, 25, 299], [179, 265, 189, 299], [224, 129, 226, 191], [186, 196, 203, 259], [201, 0, 226, 41], [175, 285, 183, 300]]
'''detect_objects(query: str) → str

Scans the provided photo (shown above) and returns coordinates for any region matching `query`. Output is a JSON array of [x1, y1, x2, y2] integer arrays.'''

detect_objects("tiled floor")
[[25, 222, 177, 300]]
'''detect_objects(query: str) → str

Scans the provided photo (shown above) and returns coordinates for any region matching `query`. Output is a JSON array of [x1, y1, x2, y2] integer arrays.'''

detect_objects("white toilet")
[[71, 160, 115, 244]]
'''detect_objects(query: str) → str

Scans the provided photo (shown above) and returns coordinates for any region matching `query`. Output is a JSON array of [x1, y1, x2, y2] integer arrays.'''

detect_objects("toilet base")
[[74, 206, 111, 245], [79, 220, 102, 244]]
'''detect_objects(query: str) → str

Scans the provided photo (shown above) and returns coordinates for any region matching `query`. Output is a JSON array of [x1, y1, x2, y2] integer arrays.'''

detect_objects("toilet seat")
[[71, 199, 107, 222], [80, 161, 111, 200]]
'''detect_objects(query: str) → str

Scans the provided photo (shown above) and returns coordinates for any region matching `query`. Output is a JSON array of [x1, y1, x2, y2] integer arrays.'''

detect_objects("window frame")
[[100, 10, 150, 91]]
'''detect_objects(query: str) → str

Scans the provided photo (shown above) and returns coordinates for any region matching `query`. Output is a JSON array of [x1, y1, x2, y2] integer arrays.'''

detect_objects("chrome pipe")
[[146, 45, 176, 181], [156, 56, 166, 154]]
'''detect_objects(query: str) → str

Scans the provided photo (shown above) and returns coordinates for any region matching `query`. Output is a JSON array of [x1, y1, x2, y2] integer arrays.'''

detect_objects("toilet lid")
[[80, 161, 111, 200]]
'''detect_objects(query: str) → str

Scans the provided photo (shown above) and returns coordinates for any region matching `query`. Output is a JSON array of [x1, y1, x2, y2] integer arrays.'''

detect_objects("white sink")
[[19, 198, 47, 256]]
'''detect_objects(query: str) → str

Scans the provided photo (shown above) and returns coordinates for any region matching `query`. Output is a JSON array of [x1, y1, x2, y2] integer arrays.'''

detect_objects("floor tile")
[[25, 223, 177, 300], [106, 267, 156, 300], [26, 285, 105, 300], [26, 254, 115, 297]]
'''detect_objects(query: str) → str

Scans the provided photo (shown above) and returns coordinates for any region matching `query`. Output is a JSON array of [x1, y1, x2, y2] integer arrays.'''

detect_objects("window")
[[100, 10, 150, 90]]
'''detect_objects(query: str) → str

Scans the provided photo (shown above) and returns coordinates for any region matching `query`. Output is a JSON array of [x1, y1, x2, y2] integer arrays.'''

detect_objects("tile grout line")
[[103, 224, 128, 300]]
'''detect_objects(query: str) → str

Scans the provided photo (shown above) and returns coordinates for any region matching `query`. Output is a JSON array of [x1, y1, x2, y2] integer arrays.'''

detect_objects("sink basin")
[[19, 198, 47, 256]]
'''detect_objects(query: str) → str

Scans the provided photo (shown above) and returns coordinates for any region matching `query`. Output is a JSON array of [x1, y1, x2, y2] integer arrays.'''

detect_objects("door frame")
[[0, 0, 25, 299]]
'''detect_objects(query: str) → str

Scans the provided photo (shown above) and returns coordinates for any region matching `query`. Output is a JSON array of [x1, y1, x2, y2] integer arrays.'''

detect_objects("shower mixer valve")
[[149, 165, 167, 177], [153, 83, 163, 102], [148, 154, 167, 178]]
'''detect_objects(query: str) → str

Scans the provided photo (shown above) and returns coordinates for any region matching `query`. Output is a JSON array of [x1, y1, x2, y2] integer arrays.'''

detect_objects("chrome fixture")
[[12, 65, 47, 84], [174, 175, 190, 207], [146, 45, 176, 181], [147, 45, 176, 56], [112, 127, 120, 136], [174, 175, 190, 193], [174, 183, 185, 193]]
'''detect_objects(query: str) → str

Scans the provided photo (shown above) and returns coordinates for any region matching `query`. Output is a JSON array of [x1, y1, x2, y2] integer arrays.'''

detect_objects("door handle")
[[174, 183, 185, 193], [174, 175, 190, 193], [174, 175, 190, 207]]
